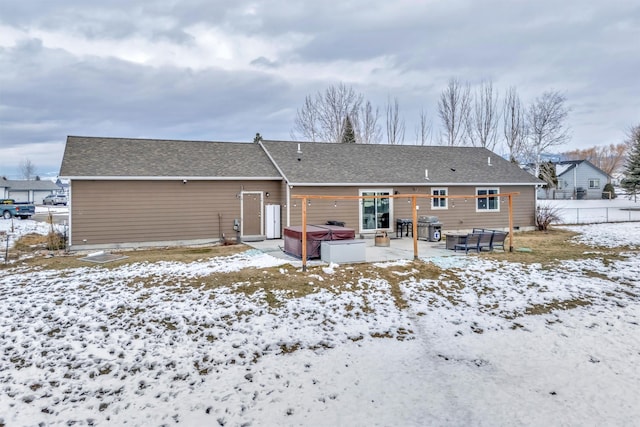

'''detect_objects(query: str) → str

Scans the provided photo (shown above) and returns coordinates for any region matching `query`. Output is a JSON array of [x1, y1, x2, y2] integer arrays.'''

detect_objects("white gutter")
[[285, 184, 291, 227], [285, 182, 541, 187], [59, 176, 283, 181]]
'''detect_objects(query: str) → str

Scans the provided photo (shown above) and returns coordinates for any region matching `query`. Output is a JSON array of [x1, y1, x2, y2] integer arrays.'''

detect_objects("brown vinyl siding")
[[70, 180, 282, 247], [426, 185, 535, 232], [287, 185, 536, 234], [288, 187, 363, 230]]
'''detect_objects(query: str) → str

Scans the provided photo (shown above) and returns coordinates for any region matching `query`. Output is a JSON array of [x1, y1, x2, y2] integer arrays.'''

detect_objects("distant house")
[[55, 178, 70, 197], [60, 135, 543, 250], [0, 177, 61, 203], [536, 160, 611, 200]]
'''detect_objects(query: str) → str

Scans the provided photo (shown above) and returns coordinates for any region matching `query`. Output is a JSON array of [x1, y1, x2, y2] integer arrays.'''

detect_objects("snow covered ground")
[[0, 217, 61, 240], [539, 197, 640, 224], [1, 221, 639, 426]]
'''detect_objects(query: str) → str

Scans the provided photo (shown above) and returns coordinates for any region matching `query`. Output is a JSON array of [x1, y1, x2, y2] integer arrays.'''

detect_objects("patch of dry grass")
[[4, 228, 637, 317], [525, 299, 592, 316], [4, 226, 628, 271], [3, 243, 247, 270], [201, 261, 445, 310], [482, 227, 626, 265]]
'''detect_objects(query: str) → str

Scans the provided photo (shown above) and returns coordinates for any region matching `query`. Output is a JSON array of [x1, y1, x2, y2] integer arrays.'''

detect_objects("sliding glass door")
[[360, 190, 391, 232]]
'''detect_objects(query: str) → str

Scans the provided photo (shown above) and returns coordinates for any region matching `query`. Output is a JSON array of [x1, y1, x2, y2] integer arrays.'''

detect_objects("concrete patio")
[[244, 235, 465, 267]]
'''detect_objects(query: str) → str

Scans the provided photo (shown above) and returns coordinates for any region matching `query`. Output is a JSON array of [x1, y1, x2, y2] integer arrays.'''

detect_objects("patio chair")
[[490, 231, 508, 251], [478, 231, 494, 251], [454, 233, 481, 254]]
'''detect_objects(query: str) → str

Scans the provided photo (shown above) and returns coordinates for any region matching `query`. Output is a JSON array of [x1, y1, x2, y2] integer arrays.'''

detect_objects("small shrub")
[[602, 183, 616, 199], [535, 206, 561, 231], [46, 232, 67, 250], [12, 232, 67, 251], [13, 233, 47, 251]]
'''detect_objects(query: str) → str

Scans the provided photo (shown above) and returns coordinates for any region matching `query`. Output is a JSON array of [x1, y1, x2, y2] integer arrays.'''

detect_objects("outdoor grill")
[[417, 216, 442, 242]]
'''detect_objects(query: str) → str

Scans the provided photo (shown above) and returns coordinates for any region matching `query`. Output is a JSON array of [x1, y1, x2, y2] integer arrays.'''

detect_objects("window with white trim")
[[476, 188, 500, 211], [588, 179, 600, 189], [431, 188, 448, 209]]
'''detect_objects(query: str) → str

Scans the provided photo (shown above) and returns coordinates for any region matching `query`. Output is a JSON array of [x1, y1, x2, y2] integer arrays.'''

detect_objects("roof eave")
[[60, 176, 284, 181], [287, 181, 541, 187]]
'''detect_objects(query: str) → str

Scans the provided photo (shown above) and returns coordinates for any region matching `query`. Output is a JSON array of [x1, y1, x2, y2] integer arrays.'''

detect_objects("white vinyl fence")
[[539, 199, 640, 225]]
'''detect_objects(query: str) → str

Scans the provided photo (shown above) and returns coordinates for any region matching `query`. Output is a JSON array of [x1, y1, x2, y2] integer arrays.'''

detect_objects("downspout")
[[286, 183, 291, 227], [67, 181, 72, 249], [573, 166, 577, 199], [256, 139, 291, 227]]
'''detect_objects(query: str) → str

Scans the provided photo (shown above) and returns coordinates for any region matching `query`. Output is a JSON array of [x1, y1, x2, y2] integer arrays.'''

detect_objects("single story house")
[[0, 177, 62, 203], [59, 135, 543, 250], [537, 160, 611, 200]]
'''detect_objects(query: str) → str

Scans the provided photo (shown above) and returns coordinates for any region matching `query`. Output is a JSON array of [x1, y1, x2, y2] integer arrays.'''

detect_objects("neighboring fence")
[[553, 206, 640, 225]]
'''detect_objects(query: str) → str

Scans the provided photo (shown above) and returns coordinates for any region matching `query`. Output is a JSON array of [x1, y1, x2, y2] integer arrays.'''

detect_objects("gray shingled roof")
[[1, 179, 60, 191], [60, 136, 281, 178], [59, 136, 542, 185], [555, 160, 610, 178], [260, 140, 542, 185]]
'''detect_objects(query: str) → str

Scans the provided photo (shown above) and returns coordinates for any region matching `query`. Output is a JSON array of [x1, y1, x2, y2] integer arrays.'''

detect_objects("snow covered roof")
[[0, 178, 60, 191]]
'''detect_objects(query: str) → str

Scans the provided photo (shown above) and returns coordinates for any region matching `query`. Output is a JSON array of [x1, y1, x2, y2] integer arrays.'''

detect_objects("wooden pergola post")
[[301, 196, 308, 270], [508, 193, 514, 252], [412, 195, 418, 260]]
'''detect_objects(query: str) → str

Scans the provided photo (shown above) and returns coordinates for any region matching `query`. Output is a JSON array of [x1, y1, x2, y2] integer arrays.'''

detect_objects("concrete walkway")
[[244, 236, 465, 266]]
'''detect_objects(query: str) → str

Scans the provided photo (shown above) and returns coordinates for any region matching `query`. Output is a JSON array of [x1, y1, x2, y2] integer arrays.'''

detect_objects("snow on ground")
[[560, 221, 640, 249], [539, 197, 640, 224], [0, 217, 60, 240], [34, 206, 69, 215], [0, 221, 639, 426]]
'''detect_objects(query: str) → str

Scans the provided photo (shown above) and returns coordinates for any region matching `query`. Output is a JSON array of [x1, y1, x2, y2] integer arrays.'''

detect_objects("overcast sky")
[[1, 0, 638, 179]]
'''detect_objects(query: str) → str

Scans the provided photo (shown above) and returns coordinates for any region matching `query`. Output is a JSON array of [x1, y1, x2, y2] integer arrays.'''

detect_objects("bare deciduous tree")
[[291, 96, 320, 142], [353, 101, 382, 144], [19, 158, 37, 180], [438, 78, 471, 146], [538, 161, 559, 198], [503, 87, 528, 163], [415, 108, 433, 146], [467, 80, 499, 151], [526, 90, 571, 175], [292, 83, 364, 143], [385, 96, 405, 145], [563, 143, 628, 177]]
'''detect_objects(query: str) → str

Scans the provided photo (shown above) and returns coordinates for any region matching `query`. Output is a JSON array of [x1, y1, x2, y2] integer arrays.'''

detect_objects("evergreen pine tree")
[[341, 115, 357, 144], [621, 132, 640, 202]]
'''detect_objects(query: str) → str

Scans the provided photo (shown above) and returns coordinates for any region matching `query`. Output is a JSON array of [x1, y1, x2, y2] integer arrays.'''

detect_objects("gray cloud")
[[1, 0, 639, 178]]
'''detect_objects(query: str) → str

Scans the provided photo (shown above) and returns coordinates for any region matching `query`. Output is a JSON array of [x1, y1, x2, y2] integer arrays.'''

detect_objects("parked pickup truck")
[[1, 199, 36, 220]]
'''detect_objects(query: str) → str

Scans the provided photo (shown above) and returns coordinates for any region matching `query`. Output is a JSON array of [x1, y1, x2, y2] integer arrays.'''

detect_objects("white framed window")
[[476, 187, 500, 212], [431, 188, 448, 209], [588, 179, 600, 189]]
